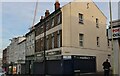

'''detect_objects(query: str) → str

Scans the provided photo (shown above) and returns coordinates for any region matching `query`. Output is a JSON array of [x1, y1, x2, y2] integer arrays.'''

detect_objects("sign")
[[74, 56, 95, 60], [46, 56, 62, 60], [108, 26, 120, 39], [46, 50, 61, 56], [63, 56, 72, 59]]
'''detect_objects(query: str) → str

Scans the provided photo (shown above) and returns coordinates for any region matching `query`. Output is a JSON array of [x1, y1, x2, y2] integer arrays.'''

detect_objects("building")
[[25, 29, 35, 61], [17, 37, 26, 74], [8, 36, 26, 63], [0, 58, 2, 67], [108, 19, 120, 75], [33, 0, 111, 74], [25, 29, 35, 74], [6, 36, 26, 74], [2, 48, 8, 72], [2, 48, 7, 65]]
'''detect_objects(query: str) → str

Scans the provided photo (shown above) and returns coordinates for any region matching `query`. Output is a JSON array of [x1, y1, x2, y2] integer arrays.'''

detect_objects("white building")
[[8, 36, 26, 64], [25, 30, 35, 61]]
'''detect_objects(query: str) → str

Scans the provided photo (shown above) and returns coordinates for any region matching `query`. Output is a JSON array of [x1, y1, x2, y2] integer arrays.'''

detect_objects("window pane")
[[97, 37, 100, 46], [79, 34, 83, 40], [46, 22, 49, 30], [79, 13, 83, 23], [57, 14, 61, 25], [46, 37, 49, 50], [52, 34, 54, 49], [79, 41, 83, 46], [96, 18, 99, 28], [79, 34, 84, 47], [51, 18, 54, 27], [57, 34, 60, 48]]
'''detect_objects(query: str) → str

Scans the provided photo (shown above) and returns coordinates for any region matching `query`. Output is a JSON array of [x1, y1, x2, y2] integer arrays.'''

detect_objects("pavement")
[[6, 72, 116, 76]]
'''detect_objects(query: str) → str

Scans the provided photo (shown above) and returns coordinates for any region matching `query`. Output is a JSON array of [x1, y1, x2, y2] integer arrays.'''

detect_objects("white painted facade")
[[18, 38, 26, 63], [26, 31, 35, 60], [8, 36, 26, 63]]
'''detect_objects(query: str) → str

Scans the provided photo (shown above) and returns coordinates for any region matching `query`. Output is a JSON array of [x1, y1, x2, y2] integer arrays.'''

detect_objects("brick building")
[[32, 0, 111, 75]]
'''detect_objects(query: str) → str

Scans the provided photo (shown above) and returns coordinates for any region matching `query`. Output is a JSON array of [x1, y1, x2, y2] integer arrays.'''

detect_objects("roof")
[[34, 8, 61, 28]]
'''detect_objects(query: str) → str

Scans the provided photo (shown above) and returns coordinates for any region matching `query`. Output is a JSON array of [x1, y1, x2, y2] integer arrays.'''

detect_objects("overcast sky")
[[0, 0, 119, 58]]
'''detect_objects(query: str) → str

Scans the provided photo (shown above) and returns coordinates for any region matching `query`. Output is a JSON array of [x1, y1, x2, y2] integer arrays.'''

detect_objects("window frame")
[[51, 33, 54, 49], [79, 13, 84, 24], [51, 18, 54, 28], [46, 36, 49, 50], [57, 31, 60, 48], [97, 37, 100, 47], [79, 34, 84, 47], [57, 14, 61, 25], [96, 18, 99, 28]]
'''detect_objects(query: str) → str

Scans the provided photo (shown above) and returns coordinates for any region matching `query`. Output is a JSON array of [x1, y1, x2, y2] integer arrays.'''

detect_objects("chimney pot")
[[45, 10, 50, 17], [40, 16, 44, 21], [55, 0, 60, 10]]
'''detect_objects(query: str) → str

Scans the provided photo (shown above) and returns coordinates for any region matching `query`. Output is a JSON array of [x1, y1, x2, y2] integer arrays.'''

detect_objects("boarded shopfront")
[[31, 55, 96, 75]]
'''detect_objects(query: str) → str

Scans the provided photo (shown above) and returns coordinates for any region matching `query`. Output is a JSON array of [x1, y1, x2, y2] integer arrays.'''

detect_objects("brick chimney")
[[45, 10, 50, 17], [54, 0, 60, 10], [40, 16, 44, 21]]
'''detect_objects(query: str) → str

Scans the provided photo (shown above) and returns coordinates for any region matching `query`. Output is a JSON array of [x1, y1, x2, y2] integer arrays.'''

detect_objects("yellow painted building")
[[61, 1, 111, 72]]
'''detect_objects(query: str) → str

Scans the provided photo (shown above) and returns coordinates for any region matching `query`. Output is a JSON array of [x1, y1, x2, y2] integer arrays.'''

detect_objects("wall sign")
[[108, 26, 120, 39]]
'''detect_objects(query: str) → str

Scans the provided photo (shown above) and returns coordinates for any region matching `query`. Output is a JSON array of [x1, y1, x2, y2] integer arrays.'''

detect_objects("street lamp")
[[109, 0, 120, 75]]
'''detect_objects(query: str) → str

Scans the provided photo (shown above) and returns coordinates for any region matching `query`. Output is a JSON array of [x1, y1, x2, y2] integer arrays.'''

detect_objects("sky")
[[0, 0, 119, 58]]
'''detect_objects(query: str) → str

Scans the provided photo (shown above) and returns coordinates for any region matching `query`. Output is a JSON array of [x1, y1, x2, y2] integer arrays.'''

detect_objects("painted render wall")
[[61, 1, 112, 72]]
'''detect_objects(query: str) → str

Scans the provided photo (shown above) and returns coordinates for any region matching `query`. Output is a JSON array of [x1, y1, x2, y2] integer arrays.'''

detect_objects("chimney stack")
[[40, 16, 44, 21], [45, 10, 50, 17], [54, 0, 60, 10]]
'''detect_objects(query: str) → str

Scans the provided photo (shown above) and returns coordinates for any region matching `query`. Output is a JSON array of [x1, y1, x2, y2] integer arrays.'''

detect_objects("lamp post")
[[109, 0, 115, 75], [109, 0, 120, 76]]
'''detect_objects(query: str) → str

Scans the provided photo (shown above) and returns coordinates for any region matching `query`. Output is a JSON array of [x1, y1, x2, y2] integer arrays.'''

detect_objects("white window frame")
[[51, 18, 54, 27], [57, 14, 61, 25], [57, 31, 60, 48], [52, 33, 54, 49], [46, 36, 49, 50]]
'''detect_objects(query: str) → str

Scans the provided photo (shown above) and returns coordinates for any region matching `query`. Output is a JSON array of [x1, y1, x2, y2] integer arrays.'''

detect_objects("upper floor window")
[[46, 36, 49, 50], [57, 14, 61, 25], [40, 38, 43, 51], [79, 34, 84, 47], [40, 25, 44, 33], [107, 39, 110, 47], [52, 33, 54, 49], [96, 18, 99, 28], [97, 37, 100, 47], [57, 31, 60, 48], [79, 13, 83, 24], [46, 21, 49, 30], [51, 18, 54, 27]]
